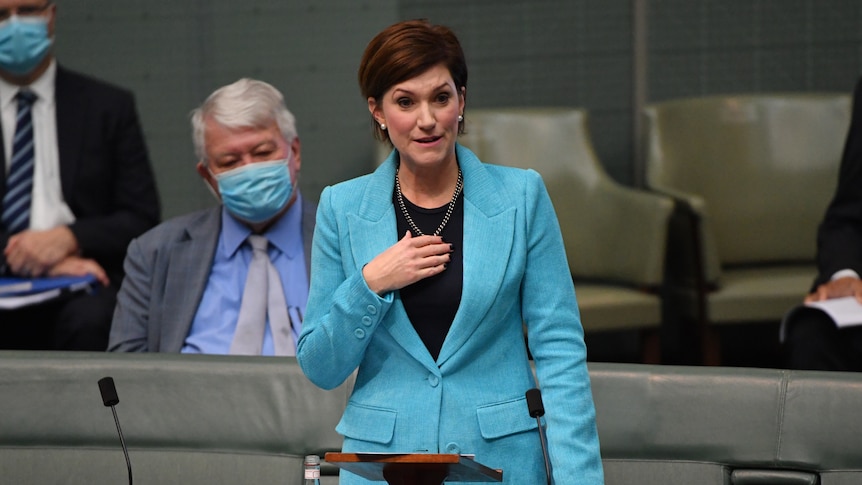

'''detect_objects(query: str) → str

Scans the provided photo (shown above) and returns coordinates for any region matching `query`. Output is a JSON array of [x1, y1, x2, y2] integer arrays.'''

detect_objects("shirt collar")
[[0, 59, 56, 111], [220, 191, 304, 258]]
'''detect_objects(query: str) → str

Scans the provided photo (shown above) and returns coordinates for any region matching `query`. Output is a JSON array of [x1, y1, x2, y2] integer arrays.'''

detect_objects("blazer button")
[[427, 374, 439, 387], [445, 442, 460, 454], [366, 305, 377, 315], [354, 328, 366, 339], [361, 316, 372, 326]]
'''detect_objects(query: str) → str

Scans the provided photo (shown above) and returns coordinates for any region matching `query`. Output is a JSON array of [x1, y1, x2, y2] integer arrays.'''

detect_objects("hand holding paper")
[[805, 276, 862, 304]]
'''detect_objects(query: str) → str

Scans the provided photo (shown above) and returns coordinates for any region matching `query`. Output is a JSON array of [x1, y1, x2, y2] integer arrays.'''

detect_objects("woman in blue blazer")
[[297, 20, 603, 484]]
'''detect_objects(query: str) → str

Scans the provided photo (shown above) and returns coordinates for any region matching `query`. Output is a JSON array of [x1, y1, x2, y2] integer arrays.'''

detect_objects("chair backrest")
[[461, 107, 666, 286], [589, 362, 862, 485], [0, 351, 352, 485], [644, 94, 850, 277]]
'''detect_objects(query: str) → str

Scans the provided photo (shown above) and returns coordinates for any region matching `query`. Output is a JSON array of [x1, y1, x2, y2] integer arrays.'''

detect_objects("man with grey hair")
[[108, 78, 315, 355]]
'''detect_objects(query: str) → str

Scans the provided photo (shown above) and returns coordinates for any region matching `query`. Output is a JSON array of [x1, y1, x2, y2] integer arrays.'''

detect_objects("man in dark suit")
[[0, 0, 160, 350], [108, 78, 314, 355], [783, 76, 862, 371]]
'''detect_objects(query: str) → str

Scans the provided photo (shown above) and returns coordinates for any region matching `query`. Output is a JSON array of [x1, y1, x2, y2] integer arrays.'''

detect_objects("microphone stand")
[[99, 376, 133, 485], [534, 411, 551, 485], [526, 388, 552, 485], [110, 403, 133, 485]]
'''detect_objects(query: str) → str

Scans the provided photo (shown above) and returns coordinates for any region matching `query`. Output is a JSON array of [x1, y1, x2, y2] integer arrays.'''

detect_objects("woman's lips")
[[416, 135, 442, 144]]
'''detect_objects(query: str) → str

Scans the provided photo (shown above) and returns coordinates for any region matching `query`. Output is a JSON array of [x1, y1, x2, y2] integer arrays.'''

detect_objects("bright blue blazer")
[[298, 144, 604, 484]]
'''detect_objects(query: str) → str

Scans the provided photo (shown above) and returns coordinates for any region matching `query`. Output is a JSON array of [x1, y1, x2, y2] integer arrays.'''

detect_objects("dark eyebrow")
[[392, 81, 453, 97]]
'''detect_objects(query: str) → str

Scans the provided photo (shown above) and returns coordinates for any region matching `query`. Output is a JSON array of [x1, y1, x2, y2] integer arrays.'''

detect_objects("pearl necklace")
[[395, 166, 463, 237]]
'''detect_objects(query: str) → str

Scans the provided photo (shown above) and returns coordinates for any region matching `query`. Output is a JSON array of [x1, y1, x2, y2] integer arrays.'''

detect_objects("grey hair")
[[190, 78, 297, 162]]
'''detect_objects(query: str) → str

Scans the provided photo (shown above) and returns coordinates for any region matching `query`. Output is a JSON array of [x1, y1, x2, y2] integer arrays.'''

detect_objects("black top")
[[394, 188, 464, 361]]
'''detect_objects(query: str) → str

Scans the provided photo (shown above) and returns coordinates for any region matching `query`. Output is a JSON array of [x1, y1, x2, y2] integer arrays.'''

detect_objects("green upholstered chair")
[[451, 107, 674, 362], [643, 93, 851, 365]]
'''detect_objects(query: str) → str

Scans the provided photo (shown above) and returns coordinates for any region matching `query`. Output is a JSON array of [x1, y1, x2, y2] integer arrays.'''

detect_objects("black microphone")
[[98, 377, 133, 485], [526, 388, 552, 485]]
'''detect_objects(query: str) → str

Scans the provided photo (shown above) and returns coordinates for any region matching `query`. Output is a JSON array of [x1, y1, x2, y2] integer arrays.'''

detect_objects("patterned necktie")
[[229, 235, 295, 356], [2, 90, 37, 235]]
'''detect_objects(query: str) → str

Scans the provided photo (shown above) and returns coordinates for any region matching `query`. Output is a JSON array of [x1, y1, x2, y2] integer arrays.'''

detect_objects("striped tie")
[[2, 90, 37, 235]]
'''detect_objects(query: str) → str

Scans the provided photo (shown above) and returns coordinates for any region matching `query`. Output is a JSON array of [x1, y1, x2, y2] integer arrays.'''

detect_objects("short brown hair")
[[358, 19, 468, 143]]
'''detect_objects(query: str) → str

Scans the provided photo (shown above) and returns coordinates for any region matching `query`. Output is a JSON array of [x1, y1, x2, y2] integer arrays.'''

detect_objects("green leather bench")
[[592, 364, 862, 485], [0, 352, 351, 485], [1, 351, 860, 484]]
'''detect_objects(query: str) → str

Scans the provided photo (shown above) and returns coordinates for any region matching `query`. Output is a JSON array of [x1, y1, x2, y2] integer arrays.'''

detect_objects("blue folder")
[[0, 274, 99, 296]]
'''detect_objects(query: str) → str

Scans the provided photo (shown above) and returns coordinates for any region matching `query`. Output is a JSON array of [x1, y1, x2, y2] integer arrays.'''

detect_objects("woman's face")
[[369, 63, 465, 172]]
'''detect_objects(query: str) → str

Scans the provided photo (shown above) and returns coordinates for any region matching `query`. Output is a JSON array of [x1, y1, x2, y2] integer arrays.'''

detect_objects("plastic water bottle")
[[303, 454, 322, 485]]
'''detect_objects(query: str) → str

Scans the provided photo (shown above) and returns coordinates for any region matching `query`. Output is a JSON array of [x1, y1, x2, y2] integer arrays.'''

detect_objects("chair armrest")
[[647, 185, 722, 284], [555, 175, 674, 287]]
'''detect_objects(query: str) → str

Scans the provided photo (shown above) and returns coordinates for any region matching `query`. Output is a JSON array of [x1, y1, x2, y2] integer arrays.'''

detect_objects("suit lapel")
[[0, 96, 5, 199], [55, 66, 85, 199], [349, 147, 517, 367], [437, 145, 515, 366], [160, 208, 221, 351], [346, 155, 434, 358], [347, 153, 398, 266]]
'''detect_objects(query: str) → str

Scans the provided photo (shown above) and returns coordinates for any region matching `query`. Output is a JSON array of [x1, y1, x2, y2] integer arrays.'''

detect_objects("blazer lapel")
[[347, 154, 439, 364], [349, 147, 517, 367], [347, 155, 398, 271], [55, 66, 85, 199], [0, 98, 5, 199], [437, 145, 515, 366], [160, 208, 221, 351]]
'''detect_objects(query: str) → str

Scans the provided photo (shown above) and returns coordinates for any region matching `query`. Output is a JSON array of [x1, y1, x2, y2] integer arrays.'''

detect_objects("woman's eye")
[[397, 98, 412, 108], [436, 93, 450, 103]]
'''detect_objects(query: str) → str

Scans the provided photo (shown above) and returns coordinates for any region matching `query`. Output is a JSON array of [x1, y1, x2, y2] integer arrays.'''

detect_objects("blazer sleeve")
[[815, 76, 862, 288], [297, 186, 395, 390], [520, 170, 604, 484], [107, 236, 153, 352]]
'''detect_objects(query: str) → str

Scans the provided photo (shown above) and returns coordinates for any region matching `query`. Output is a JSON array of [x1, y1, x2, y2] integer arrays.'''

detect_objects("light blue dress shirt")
[[182, 194, 308, 355]]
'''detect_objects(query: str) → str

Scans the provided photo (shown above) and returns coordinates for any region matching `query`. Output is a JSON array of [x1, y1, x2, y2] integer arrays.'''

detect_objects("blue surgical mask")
[[0, 16, 52, 76], [213, 157, 295, 223]]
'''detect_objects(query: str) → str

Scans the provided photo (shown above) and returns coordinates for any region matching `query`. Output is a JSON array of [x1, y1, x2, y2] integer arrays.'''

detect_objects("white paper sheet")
[[805, 296, 862, 328]]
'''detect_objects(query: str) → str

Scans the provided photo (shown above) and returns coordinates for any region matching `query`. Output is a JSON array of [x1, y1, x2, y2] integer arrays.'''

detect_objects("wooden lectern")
[[325, 452, 503, 485]]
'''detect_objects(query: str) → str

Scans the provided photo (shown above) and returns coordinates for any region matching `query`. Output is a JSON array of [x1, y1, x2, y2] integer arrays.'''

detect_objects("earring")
[[379, 123, 387, 130], [458, 115, 463, 122]]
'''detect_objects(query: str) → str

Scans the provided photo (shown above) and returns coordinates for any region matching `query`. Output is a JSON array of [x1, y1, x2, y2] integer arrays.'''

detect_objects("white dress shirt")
[[0, 60, 75, 231]]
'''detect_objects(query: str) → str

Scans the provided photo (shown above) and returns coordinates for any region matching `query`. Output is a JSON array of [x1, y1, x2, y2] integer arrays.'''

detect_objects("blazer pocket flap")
[[336, 403, 397, 445], [476, 396, 538, 440]]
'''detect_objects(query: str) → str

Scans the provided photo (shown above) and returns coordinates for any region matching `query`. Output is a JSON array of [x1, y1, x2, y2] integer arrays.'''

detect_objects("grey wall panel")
[[649, 0, 862, 98], [403, 0, 634, 182], [49, 0, 862, 217], [55, 0, 397, 218]]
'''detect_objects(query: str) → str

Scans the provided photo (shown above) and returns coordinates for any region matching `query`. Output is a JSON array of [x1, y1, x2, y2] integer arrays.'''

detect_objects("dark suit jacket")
[[814, 76, 862, 289], [108, 199, 316, 352], [0, 66, 160, 285]]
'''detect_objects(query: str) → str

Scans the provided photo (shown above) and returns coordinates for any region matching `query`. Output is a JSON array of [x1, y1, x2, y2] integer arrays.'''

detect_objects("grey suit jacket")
[[108, 198, 316, 352]]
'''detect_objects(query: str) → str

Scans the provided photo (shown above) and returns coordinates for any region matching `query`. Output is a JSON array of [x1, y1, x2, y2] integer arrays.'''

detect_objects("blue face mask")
[[0, 16, 53, 76], [213, 158, 295, 224]]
